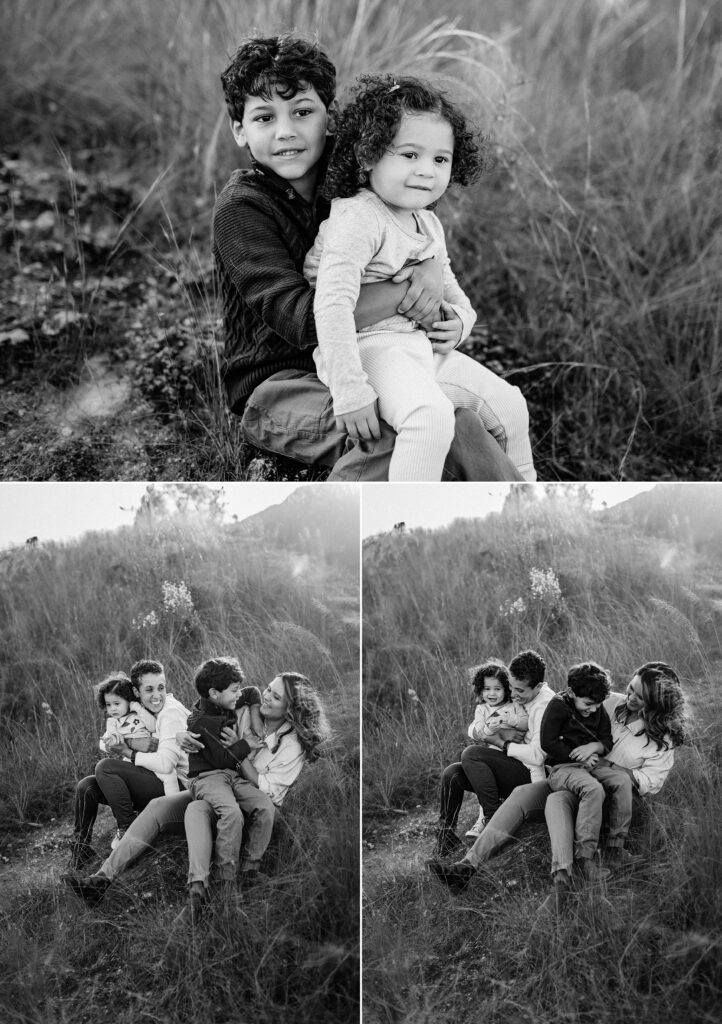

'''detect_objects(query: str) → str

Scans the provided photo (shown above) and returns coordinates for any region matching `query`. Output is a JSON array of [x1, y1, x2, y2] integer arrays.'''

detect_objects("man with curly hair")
[[213, 33, 522, 481]]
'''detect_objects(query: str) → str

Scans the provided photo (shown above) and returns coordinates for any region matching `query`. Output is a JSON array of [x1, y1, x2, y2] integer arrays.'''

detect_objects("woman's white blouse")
[[604, 692, 674, 796]]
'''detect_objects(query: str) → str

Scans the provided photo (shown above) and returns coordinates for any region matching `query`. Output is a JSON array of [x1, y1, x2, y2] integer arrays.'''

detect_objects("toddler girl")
[[95, 673, 179, 796], [303, 74, 535, 481], [465, 659, 528, 838]]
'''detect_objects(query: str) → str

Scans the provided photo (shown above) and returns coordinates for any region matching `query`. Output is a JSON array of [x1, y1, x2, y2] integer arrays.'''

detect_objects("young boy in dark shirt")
[[213, 33, 522, 481], [540, 661, 630, 886], [185, 657, 266, 905]]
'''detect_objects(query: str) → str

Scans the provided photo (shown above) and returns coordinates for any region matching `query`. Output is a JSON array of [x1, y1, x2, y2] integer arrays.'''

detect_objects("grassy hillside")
[[1, 0, 720, 479], [0, 504, 360, 1024], [362, 484, 722, 1022]]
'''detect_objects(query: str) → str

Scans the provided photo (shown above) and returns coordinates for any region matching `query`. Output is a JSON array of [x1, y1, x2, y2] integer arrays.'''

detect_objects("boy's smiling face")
[[232, 83, 329, 201]]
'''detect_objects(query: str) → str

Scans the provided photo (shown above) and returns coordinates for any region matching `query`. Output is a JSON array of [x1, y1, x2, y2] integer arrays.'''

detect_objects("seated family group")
[[63, 657, 330, 924], [427, 651, 686, 907]]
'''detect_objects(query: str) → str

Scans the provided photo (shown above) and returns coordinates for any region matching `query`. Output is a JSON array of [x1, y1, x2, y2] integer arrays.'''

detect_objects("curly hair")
[[566, 662, 612, 703], [322, 74, 485, 201], [274, 671, 332, 762], [616, 662, 687, 750], [469, 659, 511, 702], [194, 656, 244, 698], [94, 672, 135, 713], [508, 649, 546, 688], [221, 33, 336, 122]]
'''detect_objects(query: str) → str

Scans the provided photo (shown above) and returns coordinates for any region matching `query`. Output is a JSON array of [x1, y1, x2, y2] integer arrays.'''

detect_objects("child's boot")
[[172, 882, 207, 929], [540, 868, 571, 914]]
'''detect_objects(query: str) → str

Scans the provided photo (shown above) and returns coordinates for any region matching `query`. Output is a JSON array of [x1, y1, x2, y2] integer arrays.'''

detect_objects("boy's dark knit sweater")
[[212, 153, 332, 414], [540, 692, 613, 767], [187, 686, 262, 777]]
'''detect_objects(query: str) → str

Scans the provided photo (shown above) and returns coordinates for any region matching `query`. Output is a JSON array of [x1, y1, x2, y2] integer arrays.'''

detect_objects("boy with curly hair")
[[214, 33, 522, 481]]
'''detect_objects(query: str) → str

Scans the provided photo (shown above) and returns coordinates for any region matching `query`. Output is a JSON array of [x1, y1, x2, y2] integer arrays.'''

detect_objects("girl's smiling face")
[[481, 676, 507, 707], [366, 111, 454, 218], [134, 671, 167, 716]]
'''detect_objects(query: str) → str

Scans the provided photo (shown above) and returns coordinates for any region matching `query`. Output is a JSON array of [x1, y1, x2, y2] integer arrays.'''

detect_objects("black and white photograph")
[[2, 0, 721, 1022], [0, 481, 360, 1023], [362, 482, 722, 1023], [2, 0, 719, 482]]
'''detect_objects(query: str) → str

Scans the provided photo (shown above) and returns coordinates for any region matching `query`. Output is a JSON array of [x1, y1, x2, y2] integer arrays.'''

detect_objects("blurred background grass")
[[1, 0, 720, 479]]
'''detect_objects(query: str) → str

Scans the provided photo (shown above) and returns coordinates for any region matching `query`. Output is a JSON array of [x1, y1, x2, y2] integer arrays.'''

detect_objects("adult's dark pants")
[[73, 759, 166, 840], [239, 369, 524, 482], [439, 745, 532, 827]]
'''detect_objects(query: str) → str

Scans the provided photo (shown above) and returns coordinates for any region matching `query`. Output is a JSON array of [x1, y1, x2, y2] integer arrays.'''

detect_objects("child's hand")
[[570, 743, 602, 762], [126, 735, 158, 753], [585, 754, 600, 769], [393, 258, 443, 322], [220, 724, 240, 746], [427, 302, 463, 352], [336, 400, 381, 441], [104, 739, 131, 760], [246, 734, 265, 750]]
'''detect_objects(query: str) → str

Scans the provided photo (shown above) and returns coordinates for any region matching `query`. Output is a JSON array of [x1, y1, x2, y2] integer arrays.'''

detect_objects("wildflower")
[[500, 597, 527, 617], [529, 567, 562, 603], [162, 580, 194, 616], [132, 610, 159, 632]]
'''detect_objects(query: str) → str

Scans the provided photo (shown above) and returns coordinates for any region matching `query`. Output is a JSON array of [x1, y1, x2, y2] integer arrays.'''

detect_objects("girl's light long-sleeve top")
[[303, 188, 477, 416], [468, 701, 529, 741], [603, 692, 675, 796], [99, 700, 155, 753], [134, 693, 190, 786], [237, 706, 305, 806], [505, 683, 557, 782]]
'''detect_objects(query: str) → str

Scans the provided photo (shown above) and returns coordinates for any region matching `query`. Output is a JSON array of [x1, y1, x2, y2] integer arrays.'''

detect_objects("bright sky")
[[0, 482, 302, 550], [0, 482, 657, 549], [361, 483, 657, 537]]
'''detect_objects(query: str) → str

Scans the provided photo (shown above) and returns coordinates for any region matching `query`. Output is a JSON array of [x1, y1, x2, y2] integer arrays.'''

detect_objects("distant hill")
[[599, 483, 722, 554], [231, 484, 360, 571]]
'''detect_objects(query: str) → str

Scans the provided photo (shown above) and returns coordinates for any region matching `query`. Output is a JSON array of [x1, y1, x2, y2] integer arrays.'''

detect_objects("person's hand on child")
[[336, 400, 381, 441], [392, 258, 443, 323], [177, 730, 204, 753], [126, 735, 159, 753], [220, 724, 240, 746], [104, 738, 132, 759], [569, 743, 602, 762], [426, 301, 463, 352]]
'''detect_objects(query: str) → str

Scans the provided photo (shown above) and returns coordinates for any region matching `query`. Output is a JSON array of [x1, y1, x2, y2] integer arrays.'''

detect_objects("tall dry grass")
[[362, 484, 722, 1022], [2, 0, 720, 477], [0, 503, 360, 1022]]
